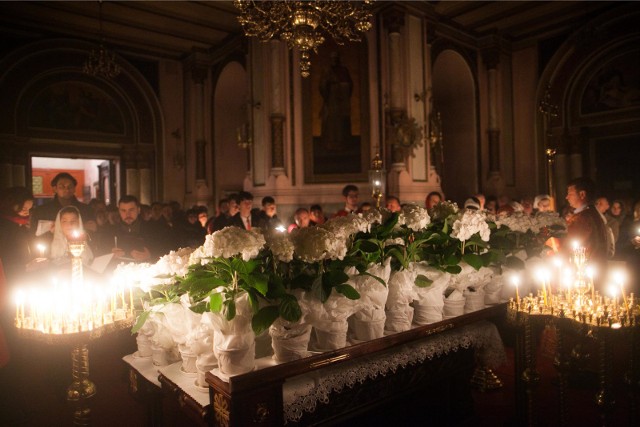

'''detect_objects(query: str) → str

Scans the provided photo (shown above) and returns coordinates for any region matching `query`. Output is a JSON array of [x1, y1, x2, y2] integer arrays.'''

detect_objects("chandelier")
[[233, 0, 373, 77], [83, 0, 121, 79]]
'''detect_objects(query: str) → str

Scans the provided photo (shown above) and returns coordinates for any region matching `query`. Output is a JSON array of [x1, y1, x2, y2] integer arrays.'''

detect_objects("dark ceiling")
[[0, 1, 624, 59]]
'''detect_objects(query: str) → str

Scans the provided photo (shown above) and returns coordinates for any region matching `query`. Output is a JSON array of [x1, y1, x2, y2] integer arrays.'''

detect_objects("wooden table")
[[206, 303, 507, 426]]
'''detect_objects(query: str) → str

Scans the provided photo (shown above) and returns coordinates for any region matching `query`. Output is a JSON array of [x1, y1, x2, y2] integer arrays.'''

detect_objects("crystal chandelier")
[[83, 0, 121, 79], [234, 0, 373, 77]]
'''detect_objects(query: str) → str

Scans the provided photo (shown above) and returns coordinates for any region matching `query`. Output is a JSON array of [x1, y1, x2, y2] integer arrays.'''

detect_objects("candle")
[[114, 236, 118, 248], [37, 243, 46, 258], [129, 286, 134, 314], [512, 275, 521, 307]]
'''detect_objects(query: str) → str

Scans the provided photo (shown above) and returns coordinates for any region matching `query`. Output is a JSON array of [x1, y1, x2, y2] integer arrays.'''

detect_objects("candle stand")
[[13, 238, 136, 425]]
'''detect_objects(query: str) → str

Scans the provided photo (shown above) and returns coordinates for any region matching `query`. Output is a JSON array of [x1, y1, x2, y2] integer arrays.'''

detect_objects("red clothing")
[[565, 205, 609, 264], [0, 260, 10, 367]]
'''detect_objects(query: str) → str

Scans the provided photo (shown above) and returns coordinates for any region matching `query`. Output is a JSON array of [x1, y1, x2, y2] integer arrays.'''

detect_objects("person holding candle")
[[564, 177, 611, 266], [49, 206, 94, 265], [106, 195, 156, 262]]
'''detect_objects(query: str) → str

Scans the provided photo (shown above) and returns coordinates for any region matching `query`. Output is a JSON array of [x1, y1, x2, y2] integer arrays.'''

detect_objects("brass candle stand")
[[14, 238, 136, 426]]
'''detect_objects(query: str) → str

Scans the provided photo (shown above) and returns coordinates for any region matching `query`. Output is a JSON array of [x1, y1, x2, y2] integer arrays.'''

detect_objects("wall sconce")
[[236, 123, 252, 149], [368, 153, 385, 208]]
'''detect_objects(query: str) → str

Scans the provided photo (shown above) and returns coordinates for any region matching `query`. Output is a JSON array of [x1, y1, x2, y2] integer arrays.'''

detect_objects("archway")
[[432, 50, 478, 204], [0, 39, 163, 203], [212, 61, 250, 203]]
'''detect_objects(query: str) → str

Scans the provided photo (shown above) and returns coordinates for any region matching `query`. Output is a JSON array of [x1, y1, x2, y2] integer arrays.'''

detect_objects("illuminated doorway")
[[31, 156, 119, 206]]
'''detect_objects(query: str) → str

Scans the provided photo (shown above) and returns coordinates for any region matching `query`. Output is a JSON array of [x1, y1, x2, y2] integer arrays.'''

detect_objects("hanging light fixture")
[[83, 0, 121, 79], [233, 0, 373, 77]]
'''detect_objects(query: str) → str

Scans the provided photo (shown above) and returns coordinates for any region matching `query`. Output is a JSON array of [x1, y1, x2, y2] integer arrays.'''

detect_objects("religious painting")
[[28, 81, 125, 134], [303, 39, 370, 183], [581, 51, 640, 115]]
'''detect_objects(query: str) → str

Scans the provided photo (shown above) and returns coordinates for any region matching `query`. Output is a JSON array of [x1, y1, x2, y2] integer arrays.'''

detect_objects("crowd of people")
[[1, 173, 639, 289]]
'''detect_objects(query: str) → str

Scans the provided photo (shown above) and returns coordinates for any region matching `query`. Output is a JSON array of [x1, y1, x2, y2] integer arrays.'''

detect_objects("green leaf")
[[462, 253, 483, 270], [361, 271, 386, 286], [322, 270, 349, 287], [505, 256, 526, 270], [320, 280, 333, 303], [444, 253, 461, 266], [189, 301, 208, 314], [246, 289, 259, 313], [251, 273, 269, 296], [445, 264, 462, 274], [223, 299, 236, 321], [414, 274, 433, 288], [358, 240, 379, 253], [131, 310, 151, 334], [291, 273, 315, 291], [209, 292, 223, 312], [335, 284, 360, 300], [182, 277, 226, 295], [279, 295, 302, 322], [251, 306, 280, 335]]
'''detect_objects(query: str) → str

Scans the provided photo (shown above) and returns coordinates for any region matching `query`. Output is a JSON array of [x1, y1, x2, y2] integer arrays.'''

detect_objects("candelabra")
[[14, 238, 135, 426], [507, 243, 638, 425]]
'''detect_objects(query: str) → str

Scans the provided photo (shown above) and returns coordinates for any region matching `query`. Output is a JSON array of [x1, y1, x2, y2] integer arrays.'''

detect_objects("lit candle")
[[536, 267, 549, 307], [512, 275, 521, 307], [612, 270, 629, 312], [37, 243, 46, 258], [609, 285, 618, 312], [586, 265, 596, 303], [129, 285, 134, 314]]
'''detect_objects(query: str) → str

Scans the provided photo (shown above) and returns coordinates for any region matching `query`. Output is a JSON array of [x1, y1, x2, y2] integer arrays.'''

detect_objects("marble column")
[[269, 40, 286, 177], [186, 51, 212, 206], [483, 48, 506, 196], [384, 9, 406, 167]]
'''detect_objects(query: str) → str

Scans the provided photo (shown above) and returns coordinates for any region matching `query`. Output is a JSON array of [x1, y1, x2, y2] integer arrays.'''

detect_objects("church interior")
[[1, 1, 639, 426]]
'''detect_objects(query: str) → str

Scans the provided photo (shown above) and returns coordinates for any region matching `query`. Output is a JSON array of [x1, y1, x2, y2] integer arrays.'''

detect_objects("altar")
[[124, 303, 506, 427]]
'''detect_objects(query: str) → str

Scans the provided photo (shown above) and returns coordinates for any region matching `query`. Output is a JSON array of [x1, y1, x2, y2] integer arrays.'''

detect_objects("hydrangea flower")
[[209, 227, 266, 261], [291, 226, 347, 262], [399, 203, 431, 232], [451, 210, 490, 242]]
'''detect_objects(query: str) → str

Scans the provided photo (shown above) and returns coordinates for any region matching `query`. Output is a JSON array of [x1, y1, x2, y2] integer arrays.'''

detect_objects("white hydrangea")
[[451, 210, 491, 242], [399, 203, 431, 232], [430, 200, 459, 221], [209, 227, 266, 261], [265, 231, 295, 263], [154, 247, 195, 278], [291, 226, 347, 262], [322, 214, 369, 239], [360, 208, 383, 226], [495, 211, 538, 233]]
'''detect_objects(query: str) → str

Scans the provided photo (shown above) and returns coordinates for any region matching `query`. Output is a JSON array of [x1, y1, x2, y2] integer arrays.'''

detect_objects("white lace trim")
[[283, 321, 505, 423]]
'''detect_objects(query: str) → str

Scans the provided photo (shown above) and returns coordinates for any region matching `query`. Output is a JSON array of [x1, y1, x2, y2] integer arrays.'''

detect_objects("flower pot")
[[215, 341, 255, 376], [464, 292, 486, 313], [352, 317, 386, 341], [270, 324, 312, 363], [135, 334, 153, 357], [484, 289, 502, 305], [179, 347, 198, 375], [413, 304, 443, 325], [312, 320, 348, 351], [385, 305, 414, 332], [442, 298, 465, 319], [151, 344, 170, 366]]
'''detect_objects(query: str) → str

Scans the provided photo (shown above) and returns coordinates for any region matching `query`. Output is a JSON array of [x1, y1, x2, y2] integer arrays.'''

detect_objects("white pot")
[[312, 320, 348, 351], [442, 298, 466, 318], [270, 324, 312, 363], [413, 304, 443, 325], [385, 305, 414, 332], [464, 292, 486, 313], [352, 317, 386, 341], [135, 334, 153, 357], [151, 344, 170, 367], [179, 348, 198, 375], [215, 341, 255, 376]]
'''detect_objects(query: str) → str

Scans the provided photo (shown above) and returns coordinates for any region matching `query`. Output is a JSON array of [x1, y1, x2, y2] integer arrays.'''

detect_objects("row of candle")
[[14, 279, 136, 335]]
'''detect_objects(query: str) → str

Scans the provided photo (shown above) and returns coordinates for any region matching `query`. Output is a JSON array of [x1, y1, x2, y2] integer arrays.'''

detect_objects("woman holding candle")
[[50, 206, 94, 265]]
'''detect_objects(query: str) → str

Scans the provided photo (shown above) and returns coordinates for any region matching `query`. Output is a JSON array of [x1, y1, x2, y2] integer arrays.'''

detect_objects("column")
[[123, 150, 140, 199], [186, 51, 212, 206], [384, 9, 406, 167], [483, 48, 506, 196], [137, 150, 152, 205], [269, 40, 285, 177], [569, 130, 584, 179]]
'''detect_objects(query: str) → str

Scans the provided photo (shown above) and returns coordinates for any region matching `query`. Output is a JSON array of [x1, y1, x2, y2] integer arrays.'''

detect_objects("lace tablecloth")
[[282, 320, 505, 423]]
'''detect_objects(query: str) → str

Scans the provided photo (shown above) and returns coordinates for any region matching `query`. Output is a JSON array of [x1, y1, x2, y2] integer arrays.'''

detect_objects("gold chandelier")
[[233, 0, 373, 77], [83, 0, 121, 79]]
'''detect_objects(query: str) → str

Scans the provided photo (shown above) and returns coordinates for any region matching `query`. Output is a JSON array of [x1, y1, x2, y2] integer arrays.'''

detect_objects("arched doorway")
[[0, 39, 163, 204], [212, 61, 250, 203], [432, 50, 478, 204]]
